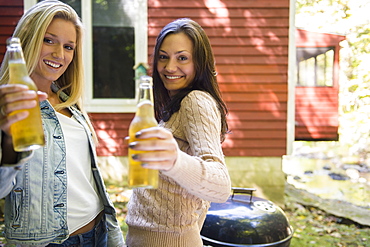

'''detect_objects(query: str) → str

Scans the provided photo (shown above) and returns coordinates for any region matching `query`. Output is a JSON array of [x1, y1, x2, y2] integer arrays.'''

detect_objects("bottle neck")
[[136, 82, 155, 119], [7, 40, 26, 64], [7, 41, 28, 77], [138, 82, 154, 104]]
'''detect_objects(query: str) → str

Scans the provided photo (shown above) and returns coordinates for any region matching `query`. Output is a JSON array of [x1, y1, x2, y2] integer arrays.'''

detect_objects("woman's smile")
[[44, 59, 62, 69], [165, 75, 183, 80]]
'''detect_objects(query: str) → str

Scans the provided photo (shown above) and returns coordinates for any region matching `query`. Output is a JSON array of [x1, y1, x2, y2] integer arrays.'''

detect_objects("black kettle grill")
[[201, 187, 294, 247]]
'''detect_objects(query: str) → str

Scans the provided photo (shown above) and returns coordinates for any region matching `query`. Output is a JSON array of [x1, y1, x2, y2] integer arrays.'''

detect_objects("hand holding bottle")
[[129, 126, 179, 171], [4, 37, 45, 151], [0, 84, 47, 136]]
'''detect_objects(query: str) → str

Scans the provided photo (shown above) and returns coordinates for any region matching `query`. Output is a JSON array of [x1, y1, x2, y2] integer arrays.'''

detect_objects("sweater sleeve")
[[162, 91, 231, 203]]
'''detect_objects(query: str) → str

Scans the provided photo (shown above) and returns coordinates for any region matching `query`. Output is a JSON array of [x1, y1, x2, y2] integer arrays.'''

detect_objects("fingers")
[[0, 84, 47, 104], [129, 138, 175, 151], [0, 85, 39, 108], [1, 99, 37, 115], [0, 84, 40, 135], [128, 127, 178, 171], [1, 90, 39, 104], [135, 126, 173, 140], [125, 126, 173, 146], [37, 91, 48, 101], [0, 84, 29, 94], [132, 150, 177, 171]]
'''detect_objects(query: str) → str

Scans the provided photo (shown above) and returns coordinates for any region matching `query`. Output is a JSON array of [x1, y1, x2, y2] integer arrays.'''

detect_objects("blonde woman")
[[0, 1, 124, 246]]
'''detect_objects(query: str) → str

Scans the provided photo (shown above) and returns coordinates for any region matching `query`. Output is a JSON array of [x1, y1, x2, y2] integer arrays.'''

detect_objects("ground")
[[284, 193, 370, 247], [1, 184, 369, 247]]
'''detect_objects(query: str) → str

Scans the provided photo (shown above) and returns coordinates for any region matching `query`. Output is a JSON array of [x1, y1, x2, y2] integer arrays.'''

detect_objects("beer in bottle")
[[6, 37, 45, 151], [128, 75, 159, 188]]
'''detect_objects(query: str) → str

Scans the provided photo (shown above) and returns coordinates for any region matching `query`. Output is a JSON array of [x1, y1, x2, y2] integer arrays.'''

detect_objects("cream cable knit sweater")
[[125, 90, 231, 247]]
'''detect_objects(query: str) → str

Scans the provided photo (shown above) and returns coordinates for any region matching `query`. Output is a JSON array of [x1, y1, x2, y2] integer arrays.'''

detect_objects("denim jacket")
[[0, 89, 124, 246]]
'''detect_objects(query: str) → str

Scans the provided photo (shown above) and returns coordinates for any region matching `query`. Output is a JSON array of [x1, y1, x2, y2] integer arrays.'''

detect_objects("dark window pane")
[[92, 0, 136, 99], [93, 27, 135, 98], [58, 0, 81, 16], [296, 47, 334, 87], [51, 0, 136, 99]]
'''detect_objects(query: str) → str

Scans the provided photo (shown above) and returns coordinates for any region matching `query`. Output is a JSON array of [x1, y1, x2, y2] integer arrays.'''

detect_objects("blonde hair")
[[0, 0, 97, 141]]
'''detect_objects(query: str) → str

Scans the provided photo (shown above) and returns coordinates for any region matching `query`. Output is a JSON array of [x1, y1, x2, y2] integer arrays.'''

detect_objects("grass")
[[284, 194, 370, 247], [105, 183, 129, 236]]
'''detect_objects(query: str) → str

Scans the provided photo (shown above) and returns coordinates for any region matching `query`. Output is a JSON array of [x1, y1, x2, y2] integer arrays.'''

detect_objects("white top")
[[56, 112, 103, 234]]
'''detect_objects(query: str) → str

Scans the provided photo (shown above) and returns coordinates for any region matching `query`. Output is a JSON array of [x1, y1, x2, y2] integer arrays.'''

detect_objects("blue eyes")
[[65, 45, 74, 51], [44, 38, 53, 44], [43, 38, 74, 51]]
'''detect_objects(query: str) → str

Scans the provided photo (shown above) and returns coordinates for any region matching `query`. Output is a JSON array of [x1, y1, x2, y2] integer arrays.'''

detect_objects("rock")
[[342, 164, 370, 173], [304, 170, 314, 175], [328, 172, 350, 180], [323, 165, 331, 170], [285, 183, 370, 226]]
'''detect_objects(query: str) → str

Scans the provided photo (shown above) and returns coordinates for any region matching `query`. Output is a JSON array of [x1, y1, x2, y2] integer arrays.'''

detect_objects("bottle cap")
[[6, 37, 21, 46]]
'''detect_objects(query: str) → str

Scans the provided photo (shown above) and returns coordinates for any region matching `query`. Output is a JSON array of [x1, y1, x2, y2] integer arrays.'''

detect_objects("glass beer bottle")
[[128, 75, 159, 188], [6, 37, 45, 151]]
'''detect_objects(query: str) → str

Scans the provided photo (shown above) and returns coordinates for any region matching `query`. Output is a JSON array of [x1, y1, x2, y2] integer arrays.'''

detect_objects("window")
[[29, 0, 148, 112], [296, 47, 334, 87]]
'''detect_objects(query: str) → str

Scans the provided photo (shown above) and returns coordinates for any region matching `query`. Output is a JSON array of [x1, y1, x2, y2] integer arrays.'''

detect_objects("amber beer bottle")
[[128, 75, 159, 188], [6, 37, 45, 151]]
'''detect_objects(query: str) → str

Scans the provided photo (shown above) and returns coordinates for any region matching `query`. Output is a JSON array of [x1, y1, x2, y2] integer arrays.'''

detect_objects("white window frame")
[[24, 0, 148, 113]]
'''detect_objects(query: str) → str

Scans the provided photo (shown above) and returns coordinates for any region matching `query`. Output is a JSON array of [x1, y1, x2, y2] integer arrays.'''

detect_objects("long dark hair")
[[152, 18, 229, 142]]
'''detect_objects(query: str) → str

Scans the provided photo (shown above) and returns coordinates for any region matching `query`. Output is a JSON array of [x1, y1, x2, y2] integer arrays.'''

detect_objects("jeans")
[[46, 215, 108, 247]]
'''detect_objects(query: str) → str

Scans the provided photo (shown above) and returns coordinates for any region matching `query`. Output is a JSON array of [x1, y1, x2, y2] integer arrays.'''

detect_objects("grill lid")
[[201, 188, 294, 246]]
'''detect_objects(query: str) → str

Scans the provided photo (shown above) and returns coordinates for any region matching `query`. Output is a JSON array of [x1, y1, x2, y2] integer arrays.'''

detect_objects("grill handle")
[[231, 187, 257, 203]]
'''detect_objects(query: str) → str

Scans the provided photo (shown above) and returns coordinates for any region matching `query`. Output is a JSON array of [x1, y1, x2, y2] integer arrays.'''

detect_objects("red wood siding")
[[0, 0, 23, 62], [147, 0, 289, 156], [90, 113, 134, 156], [295, 29, 345, 141]]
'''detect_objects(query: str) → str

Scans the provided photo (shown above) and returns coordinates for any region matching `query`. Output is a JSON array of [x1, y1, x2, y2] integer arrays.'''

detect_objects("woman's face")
[[157, 32, 195, 96], [31, 18, 76, 85]]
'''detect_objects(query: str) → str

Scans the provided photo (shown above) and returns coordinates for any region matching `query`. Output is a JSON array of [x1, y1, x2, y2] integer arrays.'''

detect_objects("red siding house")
[[0, 0, 345, 204], [295, 29, 345, 141], [0, 1, 23, 57]]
